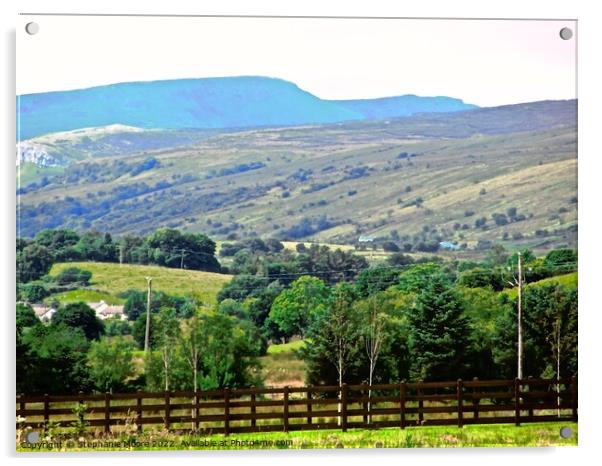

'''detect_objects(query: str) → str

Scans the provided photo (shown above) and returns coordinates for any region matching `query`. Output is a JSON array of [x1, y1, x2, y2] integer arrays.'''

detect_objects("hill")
[[17, 100, 577, 256], [17, 76, 476, 140], [47, 262, 232, 307]]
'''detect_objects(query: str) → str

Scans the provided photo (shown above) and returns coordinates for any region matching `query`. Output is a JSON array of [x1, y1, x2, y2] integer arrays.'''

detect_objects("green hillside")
[[18, 101, 577, 256], [48, 262, 232, 306], [503, 271, 577, 299]]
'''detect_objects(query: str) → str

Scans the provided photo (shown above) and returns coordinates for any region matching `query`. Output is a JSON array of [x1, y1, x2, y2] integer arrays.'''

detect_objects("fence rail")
[[16, 377, 577, 435]]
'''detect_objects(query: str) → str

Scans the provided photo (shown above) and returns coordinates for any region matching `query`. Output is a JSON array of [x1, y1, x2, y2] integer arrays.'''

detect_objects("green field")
[[260, 339, 307, 387], [504, 271, 577, 299], [16, 422, 577, 451], [48, 262, 232, 306]]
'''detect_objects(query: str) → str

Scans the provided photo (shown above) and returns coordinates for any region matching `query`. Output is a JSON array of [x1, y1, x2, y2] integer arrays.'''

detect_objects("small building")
[[439, 241, 460, 251], [358, 235, 375, 243], [88, 301, 127, 321], [31, 304, 56, 322]]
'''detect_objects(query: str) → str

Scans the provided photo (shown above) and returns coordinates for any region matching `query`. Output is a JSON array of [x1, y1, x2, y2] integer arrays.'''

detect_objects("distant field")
[[48, 262, 232, 306]]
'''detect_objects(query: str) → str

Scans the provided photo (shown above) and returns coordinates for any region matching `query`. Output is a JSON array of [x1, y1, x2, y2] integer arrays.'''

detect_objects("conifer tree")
[[408, 274, 471, 381]]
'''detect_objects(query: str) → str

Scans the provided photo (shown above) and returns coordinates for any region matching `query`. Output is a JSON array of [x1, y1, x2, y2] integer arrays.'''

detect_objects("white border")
[[2, 1, 601, 465]]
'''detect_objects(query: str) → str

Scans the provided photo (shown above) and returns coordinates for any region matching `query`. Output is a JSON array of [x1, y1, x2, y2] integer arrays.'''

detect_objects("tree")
[[457, 268, 504, 291], [75, 231, 118, 262], [355, 266, 402, 297], [545, 249, 577, 268], [269, 276, 330, 338], [54, 267, 92, 286], [18, 282, 49, 302], [34, 228, 80, 261], [358, 295, 386, 422], [19, 324, 91, 394], [386, 253, 414, 267], [304, 283, 361, 388], [179, 316, 206, 392], [16, 303, 39, 329], [87, 337, 135, 392], [407, 274, 471, 381], [396, 263, 443, 294], [52, 302, 104, 340], [17, 243, 53, 283], [145, 228, 220, 272], [155, 307, 180, 391], [382, 241, 400, 252]]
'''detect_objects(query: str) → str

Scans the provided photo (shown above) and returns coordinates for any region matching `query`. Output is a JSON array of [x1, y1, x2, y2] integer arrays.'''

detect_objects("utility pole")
[[180, 248, 185, 269], [144, 276, 153, 354], [517, 252, 523, 380], [119, 242, 124, 266]]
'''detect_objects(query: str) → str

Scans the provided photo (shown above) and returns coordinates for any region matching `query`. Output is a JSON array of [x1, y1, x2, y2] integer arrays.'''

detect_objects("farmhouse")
[[88, 300, 126, 321], [31, 304, 56, 322]]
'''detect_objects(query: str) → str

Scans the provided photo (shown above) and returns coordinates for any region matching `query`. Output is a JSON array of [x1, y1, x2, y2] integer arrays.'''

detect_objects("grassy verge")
[[16, 422, 577, 451], [260, 339, 306, 387]]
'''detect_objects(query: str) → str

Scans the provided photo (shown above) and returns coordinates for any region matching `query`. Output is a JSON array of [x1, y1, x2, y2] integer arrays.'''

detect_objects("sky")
[[17, 15, 576, 106]]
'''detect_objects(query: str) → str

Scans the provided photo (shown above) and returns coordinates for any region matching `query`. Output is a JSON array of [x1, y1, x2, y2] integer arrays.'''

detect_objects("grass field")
[[504, 272, 577, 299], [260, 339, 307, 387], [48, 262, 232, 306], [16, 422, 577, 451]]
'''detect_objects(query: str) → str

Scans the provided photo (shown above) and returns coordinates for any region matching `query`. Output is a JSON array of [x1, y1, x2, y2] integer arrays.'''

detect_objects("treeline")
[[214, 244, 577, 386], [16, 227, 221, 285]]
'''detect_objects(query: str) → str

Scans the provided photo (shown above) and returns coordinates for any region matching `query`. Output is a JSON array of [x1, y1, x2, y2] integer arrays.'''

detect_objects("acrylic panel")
[[16, 15, 577, 451]]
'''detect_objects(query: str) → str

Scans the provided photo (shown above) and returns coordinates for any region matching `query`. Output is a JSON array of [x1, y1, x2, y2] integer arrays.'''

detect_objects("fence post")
[[283, 386, 290, 432], [399, 381, 406, 430], [418, 382, 424, 425], [514, 378, 521, 426], [104, 392, 111, 434], [18, 395, 25, 419], [571, 376, 578, 422], [224, 388, 230, 436], [164, 391, 171, 431], [341, 384, 348, 432], [527, 376, 534, 420], [43, 393, 49, 428], [250, 392, 256, 429], [194, 390, 200, 432], [457, 379, 464, 428], [471, 377, 479, 421], [136, 390, 142, 432], [306, 387, 312, 425], [363, 386, 368, 425]]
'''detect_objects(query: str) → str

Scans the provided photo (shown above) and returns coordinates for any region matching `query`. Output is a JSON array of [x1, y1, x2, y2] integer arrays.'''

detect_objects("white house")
[[88, 301, 127, 321]]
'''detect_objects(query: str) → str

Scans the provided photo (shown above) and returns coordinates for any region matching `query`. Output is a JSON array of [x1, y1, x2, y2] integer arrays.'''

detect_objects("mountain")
[[17, 76, 477, 140], [334, 95, 477, 119]]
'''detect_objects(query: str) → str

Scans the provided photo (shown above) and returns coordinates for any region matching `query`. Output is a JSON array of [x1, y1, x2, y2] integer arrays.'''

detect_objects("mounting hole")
[[25, 22, 39, 35], [559, 426, 573, 439], [559, 27, 573, 40]]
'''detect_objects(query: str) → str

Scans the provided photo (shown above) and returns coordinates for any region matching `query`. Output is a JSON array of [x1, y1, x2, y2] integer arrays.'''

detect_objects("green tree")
[[34, 228, 81, 261], [19, 324, 91, 394], [17, 243, 53, 283], [18, 282, 49, 303], [396, 263, 443, 293], [16, 303, 39, 329], [155, 307, 180, 391], [52, 302, 104, 340], [407, 274, 471, 381], [269, 276, 330, 338], [54, 267, 92, 286], [545, 249, 577, 269], [303, 283, 361, 388], [87, 337, 135, 392], [457, 268, 504, 291], [355, 266, 402, 297]]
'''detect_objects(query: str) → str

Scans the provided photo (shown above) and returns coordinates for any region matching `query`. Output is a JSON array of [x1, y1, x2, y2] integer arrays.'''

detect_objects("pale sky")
[[17, 15, 576, 106]]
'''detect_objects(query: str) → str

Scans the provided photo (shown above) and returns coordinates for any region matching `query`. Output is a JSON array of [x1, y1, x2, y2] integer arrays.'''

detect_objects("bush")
[[382, 241, 400, 252], [54, 267, 92, 286]]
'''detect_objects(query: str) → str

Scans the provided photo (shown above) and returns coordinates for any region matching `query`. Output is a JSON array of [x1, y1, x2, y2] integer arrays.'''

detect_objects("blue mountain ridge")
[[17, 76, 478, 140]]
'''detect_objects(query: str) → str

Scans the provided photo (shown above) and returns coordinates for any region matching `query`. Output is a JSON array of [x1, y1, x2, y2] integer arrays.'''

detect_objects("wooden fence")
[[16, 377, 577, 435]]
